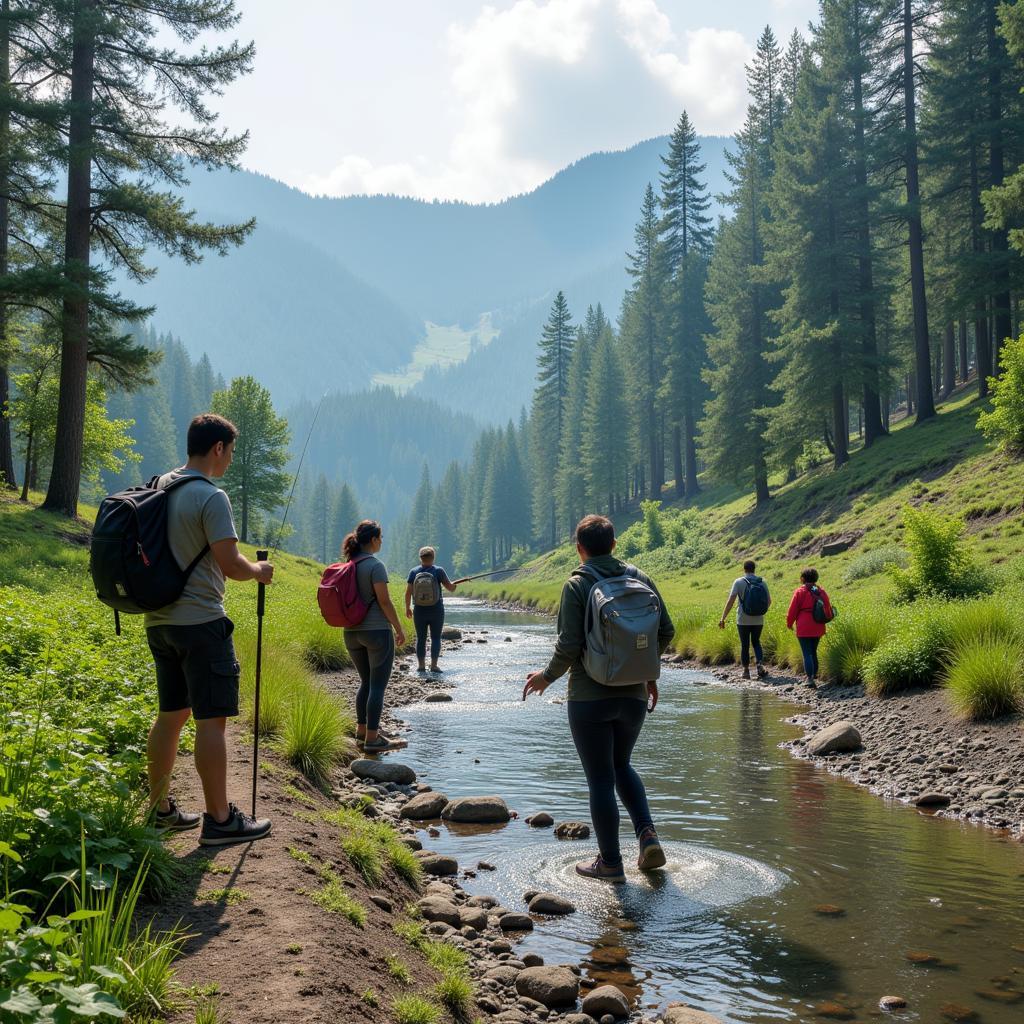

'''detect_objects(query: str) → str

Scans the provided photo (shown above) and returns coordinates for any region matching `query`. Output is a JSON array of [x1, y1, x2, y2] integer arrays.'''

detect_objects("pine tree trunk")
[[958, 320, 969, 382], [903, 0, 935, 423], [754, 454, 769, 507], [987, 1, 1013, 367], [942, 322, 955, 395], [976, 310, 992, 396], [43, 0, 97, 516], [19, 426, 31, 501], [852, 0, 886, 445], [672, 423, 683, 499], [683, 402, 699, 498], [0, 0, 16, 489]]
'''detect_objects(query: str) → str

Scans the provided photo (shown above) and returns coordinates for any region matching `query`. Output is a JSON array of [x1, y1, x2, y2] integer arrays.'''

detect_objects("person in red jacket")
[[785, 567, 833, 688]]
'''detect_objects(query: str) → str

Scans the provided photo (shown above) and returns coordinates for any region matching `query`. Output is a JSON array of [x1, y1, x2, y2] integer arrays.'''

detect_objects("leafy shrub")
[[944, 637, 1024, 719], [842, 545, 908, 584], [978, 333, 1024, 451], [641, 500, 665, 549], [862, 614, 946, 695], [888, 506, 991, 602], [617, 505, 716, 571]]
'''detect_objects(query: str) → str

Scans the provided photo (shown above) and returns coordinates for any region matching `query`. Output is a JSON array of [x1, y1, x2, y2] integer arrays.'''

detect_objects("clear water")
[[396, 599, 1024, 1023]]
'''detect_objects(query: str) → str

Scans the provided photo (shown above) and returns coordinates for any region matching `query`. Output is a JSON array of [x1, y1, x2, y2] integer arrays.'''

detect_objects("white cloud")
[[302, 0, 753, 203]]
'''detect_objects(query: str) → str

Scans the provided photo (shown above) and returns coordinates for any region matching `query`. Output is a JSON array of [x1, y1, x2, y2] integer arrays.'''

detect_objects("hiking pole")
[[251, 549, 268, 817], [450, 568, 520, 585], [271, 391, 327, 559]]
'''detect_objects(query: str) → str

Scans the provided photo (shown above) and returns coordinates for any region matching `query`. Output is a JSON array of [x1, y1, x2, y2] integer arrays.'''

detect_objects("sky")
[[206, 0, 818, 204]]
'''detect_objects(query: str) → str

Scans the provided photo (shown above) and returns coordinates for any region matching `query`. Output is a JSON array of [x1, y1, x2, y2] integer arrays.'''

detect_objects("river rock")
[[350, 759, 416, 785], [468, 895, 499, 908], [555, 821, 591, 840], [400, 791, 449, 819], [515, 966, 579, 1008], [415, 851, 458, 876], [529, 892, 576, 915], [441, 626, 463, 640], [662, 1006, 725, 1024], [442, 795, 511, 823], [806, 721, 862, 756], [484, 965, 521, 986], [425, 691, 453, 703], [582, 986, 630, 1018], [499, 912, 535, 932], [522, 953, 544, 967], [915, 792, 952, 808], [527, 812, 554, 828], [417, 896, 462, 927], [459, 906, 489, 931], [879, 996, 908, 1012]]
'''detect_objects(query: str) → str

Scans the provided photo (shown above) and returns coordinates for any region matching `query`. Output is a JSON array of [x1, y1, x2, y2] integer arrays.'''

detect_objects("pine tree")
[[529, 291, 574, 546], [194, 353, 218, 409], [500, 421, 531, 554], [408, 463, 434, 551], [331, 482, 360, 561], [659, 110, 713, 498], [210, 376, 290, 542], [307, 473, 332, 563], [620, 184, 668, 498], [582, 329, 629, 515], [43, 0, 254, 515], [554, 327, 592, 537]]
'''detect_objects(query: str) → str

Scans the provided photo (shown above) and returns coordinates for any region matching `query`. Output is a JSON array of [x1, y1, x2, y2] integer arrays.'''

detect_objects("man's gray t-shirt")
[[143, 469, 238, 628], [729, 574, 770, 625], [346, 554, 390, 631]]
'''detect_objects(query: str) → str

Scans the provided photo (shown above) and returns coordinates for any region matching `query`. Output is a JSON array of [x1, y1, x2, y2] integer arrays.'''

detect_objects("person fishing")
[[523, 514, 674, 882], [341, 520, 407, 751], [404, 546, 457, 674]]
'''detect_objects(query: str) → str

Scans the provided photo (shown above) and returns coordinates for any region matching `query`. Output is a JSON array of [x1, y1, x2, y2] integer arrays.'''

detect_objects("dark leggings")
[[413, 604, 445, 663], [567, 698, 654, 866], [737, 624, 764, 668], [344, 629, 395, 730], [798, 635, 821, 680]]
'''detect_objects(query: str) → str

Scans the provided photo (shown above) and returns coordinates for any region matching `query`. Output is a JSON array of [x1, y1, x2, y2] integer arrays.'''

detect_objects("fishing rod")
[[451, 567, 521, 585], [270, 391, 328, 559]]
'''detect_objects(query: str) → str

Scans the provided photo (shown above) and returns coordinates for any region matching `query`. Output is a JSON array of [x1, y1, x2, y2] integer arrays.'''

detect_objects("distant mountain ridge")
[[128, 134, 732, 411]]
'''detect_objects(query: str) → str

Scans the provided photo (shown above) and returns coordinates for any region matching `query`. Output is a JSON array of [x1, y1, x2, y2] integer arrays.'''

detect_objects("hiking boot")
[[575, 856, 626, 883], [429, 663, 443, 674], [363, 732, 407, 752], [741, 667, 751, 680], [416, 661, 427, 675], [154, 796, 200, 832], [806, 678, 817, 689], [199, 803, 271, 847], [756, 663, 769, 680], [637, 827, 666, 871]]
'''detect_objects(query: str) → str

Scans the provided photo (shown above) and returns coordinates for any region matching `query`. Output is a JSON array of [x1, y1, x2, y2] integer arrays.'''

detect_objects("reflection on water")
[[397, 599, 1024, 1023]]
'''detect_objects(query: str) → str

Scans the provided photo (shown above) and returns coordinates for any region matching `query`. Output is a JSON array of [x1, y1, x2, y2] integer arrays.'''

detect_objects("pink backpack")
[[317, 555, 374, 627]]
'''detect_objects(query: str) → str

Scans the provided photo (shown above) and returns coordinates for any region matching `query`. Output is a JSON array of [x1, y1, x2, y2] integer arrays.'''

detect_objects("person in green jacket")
[[523, 514, 675, 882]]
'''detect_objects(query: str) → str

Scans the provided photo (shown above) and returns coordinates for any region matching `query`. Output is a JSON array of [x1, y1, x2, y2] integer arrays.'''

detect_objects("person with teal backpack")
[[404, 546, 457, 674], [718, 559, 772, 680]]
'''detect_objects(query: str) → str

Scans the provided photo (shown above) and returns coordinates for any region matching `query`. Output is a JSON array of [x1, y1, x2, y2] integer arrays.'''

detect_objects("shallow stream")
[[396, 598, 1024, 1023]]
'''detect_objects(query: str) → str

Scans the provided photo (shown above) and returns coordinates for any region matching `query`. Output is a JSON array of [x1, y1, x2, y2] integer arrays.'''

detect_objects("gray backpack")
[[577, 564, 662, 686], [412, 570, 441, 607]]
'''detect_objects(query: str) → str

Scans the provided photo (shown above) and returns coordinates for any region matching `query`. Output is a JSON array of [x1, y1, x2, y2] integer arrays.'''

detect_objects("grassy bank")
[[469, 394, 1024, 719], [0, 490, 407, 1019]]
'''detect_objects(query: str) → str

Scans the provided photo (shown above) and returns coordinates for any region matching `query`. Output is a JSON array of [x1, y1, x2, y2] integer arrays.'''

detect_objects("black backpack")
[[90, 474, 210, 633], [808, 585, 836, 624], [739, 575, 770, 616]]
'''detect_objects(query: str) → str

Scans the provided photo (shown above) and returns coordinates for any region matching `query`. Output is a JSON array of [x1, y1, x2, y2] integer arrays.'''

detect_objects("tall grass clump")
[[944, 638, 1024, 720], [862, 612, 947, 695], [302, 618, 351, 670], [281, 685, 352, 785], [824, 607, 888, 684], [238, 642, 301, 738], [694, 621, 738, 665], [393, 994, 442, 1024], [671, 606, 709, 659], [323, 809, 422, 890], [842, 545, 908, 583], [943, 596, 1024, 653], [889, 505, 991, 602]]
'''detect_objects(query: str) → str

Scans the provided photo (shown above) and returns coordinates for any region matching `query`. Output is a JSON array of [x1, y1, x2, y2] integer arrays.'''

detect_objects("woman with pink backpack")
[[785, 567, 834, 689]]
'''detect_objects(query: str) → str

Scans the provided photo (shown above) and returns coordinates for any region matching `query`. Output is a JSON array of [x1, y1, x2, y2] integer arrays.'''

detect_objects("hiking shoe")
[[756, 664, 769, 680], [575, 856, 626, 883], [199, 803, 272, 847], [429, 664, 444, 674], [363, 732, 407, 752], [154, 797, 200, 832], [637, 828, 666, 871], [807, 679, 817, 689], [741, 667, 751, 680]]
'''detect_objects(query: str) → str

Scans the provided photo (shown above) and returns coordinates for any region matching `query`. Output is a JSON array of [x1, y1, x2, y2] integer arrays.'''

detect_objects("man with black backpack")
[[142, 414, 274, 846], [523, 515, 674, 883], [718, 559, 772, 680]]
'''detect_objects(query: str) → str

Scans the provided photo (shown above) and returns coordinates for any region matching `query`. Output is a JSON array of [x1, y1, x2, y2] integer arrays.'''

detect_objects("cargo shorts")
[[146, 617, 240, 720]]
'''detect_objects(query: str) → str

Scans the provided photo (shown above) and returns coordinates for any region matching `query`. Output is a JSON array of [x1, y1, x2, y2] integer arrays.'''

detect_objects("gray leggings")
[[344, 628, 395, 731]]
